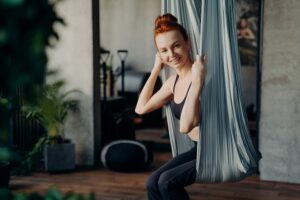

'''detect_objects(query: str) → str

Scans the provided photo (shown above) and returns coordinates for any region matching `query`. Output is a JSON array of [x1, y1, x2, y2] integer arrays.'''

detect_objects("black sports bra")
[[170, 75, 192, 120]]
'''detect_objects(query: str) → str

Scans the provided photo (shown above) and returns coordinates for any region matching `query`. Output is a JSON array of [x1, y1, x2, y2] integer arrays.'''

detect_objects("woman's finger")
[[196, 54, 201, 63], [202, 54, 208, 65]]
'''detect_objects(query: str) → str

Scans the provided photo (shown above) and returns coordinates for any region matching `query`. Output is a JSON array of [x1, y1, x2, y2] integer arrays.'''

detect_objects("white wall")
[[100, 0, 161, 72], [47, 0, 94, 165], [259, 0, 300, 184]]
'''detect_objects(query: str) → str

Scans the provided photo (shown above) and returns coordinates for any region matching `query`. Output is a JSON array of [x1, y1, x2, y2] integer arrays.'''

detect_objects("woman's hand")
[[179, 55, 206, 134], [192, 54, 207, 87], [153, 52, 164, 73]]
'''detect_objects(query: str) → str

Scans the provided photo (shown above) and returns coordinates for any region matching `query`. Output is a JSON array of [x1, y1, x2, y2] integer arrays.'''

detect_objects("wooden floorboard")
[[9, 150, 300, 200], [8, 128, 300, 200]]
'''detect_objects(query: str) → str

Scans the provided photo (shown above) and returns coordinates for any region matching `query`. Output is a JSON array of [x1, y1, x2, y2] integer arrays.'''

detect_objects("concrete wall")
[[47, 0, 94, 165], [259, 0, 300, 183], [100, 0, 161, 72]]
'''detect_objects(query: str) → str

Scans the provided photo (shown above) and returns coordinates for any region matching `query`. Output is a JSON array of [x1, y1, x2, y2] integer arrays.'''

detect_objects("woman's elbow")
[[180, 120, 199, 133], [179, 124, 194, 134], [135, 106, 149, 115], [135, 107, 143, 115]]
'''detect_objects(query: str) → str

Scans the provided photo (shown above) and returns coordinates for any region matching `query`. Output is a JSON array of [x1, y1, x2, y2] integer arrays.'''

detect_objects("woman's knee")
[[146, 173, 159, 192], [157, 172, 173, 193], [158, 172, 191, 200]]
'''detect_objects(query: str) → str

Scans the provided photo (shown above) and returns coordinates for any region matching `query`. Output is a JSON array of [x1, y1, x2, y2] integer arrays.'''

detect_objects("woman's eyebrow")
[[171, 41, 180, 46], [159, 41, 180, 50], [158, 47, 167, 51]]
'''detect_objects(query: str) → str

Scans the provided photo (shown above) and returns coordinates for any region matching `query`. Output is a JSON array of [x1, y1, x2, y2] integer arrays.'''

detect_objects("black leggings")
[[146, 147, 197, 200]]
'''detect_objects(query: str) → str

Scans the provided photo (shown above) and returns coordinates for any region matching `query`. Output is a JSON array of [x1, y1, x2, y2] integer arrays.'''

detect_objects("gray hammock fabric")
[[161, 0, 261, 183]]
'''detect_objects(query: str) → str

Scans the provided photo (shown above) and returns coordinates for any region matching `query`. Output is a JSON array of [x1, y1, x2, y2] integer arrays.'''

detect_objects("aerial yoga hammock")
[[161, 0, 262, 183]]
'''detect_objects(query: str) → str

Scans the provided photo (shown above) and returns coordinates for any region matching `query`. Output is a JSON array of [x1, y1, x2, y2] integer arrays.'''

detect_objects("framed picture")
[[236, 0, 262, 67]]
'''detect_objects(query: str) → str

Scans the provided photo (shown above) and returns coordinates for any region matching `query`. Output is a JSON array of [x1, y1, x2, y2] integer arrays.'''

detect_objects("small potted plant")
[[0, 147, 20, 187], [0, 97, 13, 187], [22, 76, 80, 172], [0, 148, 12, 187]]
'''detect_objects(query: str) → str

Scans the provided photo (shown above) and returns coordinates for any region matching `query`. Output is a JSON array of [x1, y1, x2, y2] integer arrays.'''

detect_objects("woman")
[[135, 13, 207, 200], [237, 18, 255, 40]]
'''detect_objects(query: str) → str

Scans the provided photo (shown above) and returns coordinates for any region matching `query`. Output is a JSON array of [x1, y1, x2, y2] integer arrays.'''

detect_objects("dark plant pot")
[[0, 161, 10, 187], [44, 143, 75, 172]]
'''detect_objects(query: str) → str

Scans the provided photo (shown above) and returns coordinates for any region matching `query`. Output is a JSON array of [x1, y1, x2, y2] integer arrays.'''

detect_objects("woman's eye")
[[174, 44, 180, 48], [161, 50, 167, 53]]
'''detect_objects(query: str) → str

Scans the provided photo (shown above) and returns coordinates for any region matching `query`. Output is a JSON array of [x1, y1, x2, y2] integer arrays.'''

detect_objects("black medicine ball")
[[101, 140, 153, 172]]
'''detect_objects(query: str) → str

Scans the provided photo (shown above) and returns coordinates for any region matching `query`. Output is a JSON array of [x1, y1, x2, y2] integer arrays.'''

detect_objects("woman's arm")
[[180, 55, 206, 133], [135, 53, 174, 115], [187, 127, 200, 141], [243, 28, 255, 40]]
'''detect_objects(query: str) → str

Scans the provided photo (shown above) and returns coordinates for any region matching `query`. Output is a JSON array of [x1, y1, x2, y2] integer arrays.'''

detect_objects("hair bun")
[[155, 13, 178, 28], [154, 13, 188, 41]]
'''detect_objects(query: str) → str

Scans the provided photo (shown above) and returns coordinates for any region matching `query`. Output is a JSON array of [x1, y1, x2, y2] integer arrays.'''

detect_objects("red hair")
[[154, 13, 188, 41]]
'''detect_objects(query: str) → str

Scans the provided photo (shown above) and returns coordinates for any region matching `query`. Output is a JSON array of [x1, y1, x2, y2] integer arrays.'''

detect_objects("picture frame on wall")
[[236, 0, 262, 67]]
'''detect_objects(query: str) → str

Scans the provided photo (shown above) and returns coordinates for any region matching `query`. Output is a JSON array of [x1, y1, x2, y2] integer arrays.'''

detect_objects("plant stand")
[[44, 143, 75, 172]]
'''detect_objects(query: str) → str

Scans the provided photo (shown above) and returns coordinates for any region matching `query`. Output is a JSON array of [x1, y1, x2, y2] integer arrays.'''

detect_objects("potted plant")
[[0, 0, 65, 175], [0, 148, 12, 188], [0, 97, 21, 186], [22, 76, 80, 172], [0, 147, 21, 187]]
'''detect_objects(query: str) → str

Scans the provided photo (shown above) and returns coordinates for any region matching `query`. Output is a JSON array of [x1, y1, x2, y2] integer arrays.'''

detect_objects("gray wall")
[[100, 0, 161, 72], [47, 0, 94, 165], [259, 0, 300, 184]]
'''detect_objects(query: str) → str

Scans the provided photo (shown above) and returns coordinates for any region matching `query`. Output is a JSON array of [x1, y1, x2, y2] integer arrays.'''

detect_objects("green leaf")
[[0, 147, 21, 162], [0, 97, 9, 106], [0, 188, 12, 200], [27, 192, 43, 200], [0, 0, 24, 7], [44, 188, 63, 200], [0, 29, 8, 44], [13, 193, 27, 200]]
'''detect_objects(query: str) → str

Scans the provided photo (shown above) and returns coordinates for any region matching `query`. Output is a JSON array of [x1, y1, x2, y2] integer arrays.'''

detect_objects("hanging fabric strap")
[[162, 0, 261, 183]]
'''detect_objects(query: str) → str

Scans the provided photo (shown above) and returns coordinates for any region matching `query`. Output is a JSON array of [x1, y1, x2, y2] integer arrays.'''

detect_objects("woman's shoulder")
[[167, 74, 177, 82], [164, 74, 177, 85], [164, 74, 177, 93]]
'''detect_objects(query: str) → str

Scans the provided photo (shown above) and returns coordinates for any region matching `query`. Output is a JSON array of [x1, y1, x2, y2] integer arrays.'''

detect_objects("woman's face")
[[240, 18, 248, 28], [155, 30, 191, 69]]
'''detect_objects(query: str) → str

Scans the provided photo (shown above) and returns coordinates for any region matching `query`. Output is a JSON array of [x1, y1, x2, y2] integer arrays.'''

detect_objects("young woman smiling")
[[135, 13, 207, 200]]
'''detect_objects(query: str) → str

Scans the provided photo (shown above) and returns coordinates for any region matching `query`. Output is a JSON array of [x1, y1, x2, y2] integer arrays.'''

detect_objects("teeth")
[[173, 57, 180, 63]]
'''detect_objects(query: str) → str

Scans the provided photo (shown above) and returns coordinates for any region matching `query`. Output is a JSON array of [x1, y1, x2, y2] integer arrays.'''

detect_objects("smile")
[[171, 57, 181, 64]]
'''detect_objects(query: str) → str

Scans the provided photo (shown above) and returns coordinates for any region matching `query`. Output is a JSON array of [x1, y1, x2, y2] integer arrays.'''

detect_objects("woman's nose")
[[168, 49, 176, 59]]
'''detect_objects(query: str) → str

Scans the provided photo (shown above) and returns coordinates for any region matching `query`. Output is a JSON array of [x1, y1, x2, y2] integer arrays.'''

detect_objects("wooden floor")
[[9, 129, 300, 200], [10, 151, 300, 200]]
